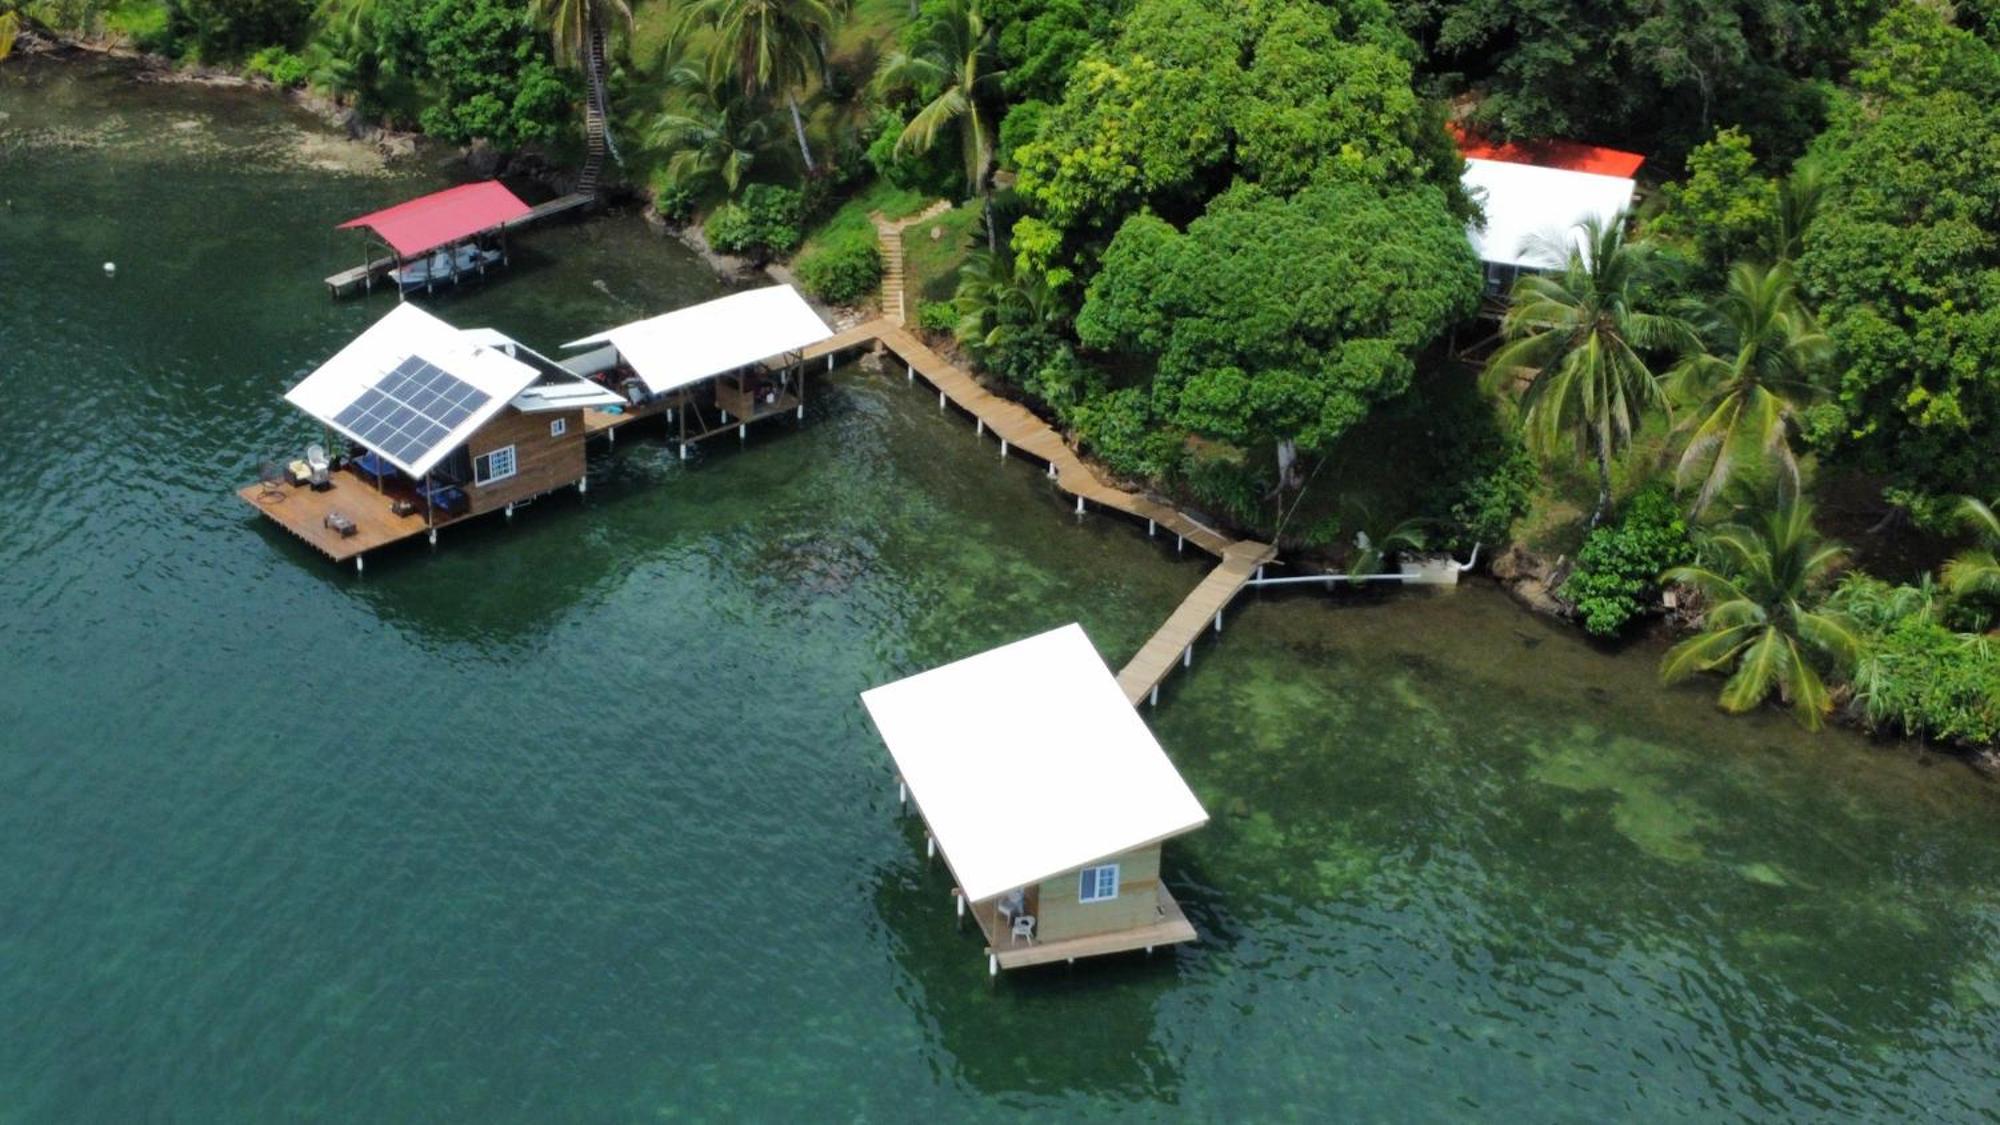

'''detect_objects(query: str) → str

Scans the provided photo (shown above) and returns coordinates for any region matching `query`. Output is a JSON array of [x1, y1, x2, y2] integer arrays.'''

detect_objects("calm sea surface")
[[2, 59, 1997, 1121]]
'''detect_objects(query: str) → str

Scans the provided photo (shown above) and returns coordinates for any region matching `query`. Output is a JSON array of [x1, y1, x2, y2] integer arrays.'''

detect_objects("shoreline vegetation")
[[8, 0, 1999, 773]]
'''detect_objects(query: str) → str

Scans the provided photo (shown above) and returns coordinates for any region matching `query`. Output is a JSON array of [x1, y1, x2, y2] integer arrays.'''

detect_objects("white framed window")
[[1078, 863, 1120, 903], [473, 444, 517, 486], [549, 417, 568, 438]]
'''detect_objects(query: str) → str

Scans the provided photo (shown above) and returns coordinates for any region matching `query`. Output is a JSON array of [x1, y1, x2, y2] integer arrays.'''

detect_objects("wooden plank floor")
[[975, 885, 1199, 971], [1116, 540, 1276, 705], [236, 469, 452, 563]]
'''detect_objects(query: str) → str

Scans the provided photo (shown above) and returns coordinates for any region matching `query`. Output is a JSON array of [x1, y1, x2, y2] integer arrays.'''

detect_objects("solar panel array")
[[331, 354, 491, 468]]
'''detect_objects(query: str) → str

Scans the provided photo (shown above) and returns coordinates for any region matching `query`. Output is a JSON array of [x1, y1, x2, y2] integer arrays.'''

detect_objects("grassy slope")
[[901, 200, 981, 307]]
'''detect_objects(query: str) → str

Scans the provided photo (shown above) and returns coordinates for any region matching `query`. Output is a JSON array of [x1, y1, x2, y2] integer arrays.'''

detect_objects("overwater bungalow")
[[324, 181, 533, 298], [861, 624, 1209, 976], [563, 285, 834, 457], [238, 303, 622, 570], [1455, 129, 1644, 297]]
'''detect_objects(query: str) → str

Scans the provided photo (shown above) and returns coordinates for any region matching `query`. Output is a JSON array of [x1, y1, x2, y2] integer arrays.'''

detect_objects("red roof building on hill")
[[338, 181, 532, 259], [1449, 125, 1646, 178]]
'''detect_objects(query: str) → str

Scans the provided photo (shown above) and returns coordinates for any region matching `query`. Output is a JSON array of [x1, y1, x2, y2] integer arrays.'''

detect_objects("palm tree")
[[953, 249, 1057, 359], [1769, 158, 1824, 264], [1943, 496, 2000, 601], [1660, 500, 1858, 728], [876, 0, 1003, 209], [1, 6, 23, 61], [1667, 262, 1828, 516], [529, 0, 634, 156], [1339, 503, 1427, 578], [677, 0, 840, 173], [647, 78, 776, 197], [1483, 215, 1693, 526]]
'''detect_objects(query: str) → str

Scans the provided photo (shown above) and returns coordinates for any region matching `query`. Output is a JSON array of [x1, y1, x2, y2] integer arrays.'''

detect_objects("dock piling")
[[1000, 439, 1008, 459]]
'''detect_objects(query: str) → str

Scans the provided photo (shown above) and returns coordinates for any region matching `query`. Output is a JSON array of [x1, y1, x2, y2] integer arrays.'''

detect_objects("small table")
[[323, 511, 357, 538]]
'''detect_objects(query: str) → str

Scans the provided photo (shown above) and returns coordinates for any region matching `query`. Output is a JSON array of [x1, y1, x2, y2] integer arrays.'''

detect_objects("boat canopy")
[[337, 181, 531, 259], [860, 623, 1210, 904], [563, 285, 834, 396], [284, 304, 538, 478]]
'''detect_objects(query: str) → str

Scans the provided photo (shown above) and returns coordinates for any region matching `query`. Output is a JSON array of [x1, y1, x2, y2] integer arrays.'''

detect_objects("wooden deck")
[[969, 886, 1198, 971], [1116, 540, 1277, 706], [236, 468, 459, 563], [324, 192, 596, 296]]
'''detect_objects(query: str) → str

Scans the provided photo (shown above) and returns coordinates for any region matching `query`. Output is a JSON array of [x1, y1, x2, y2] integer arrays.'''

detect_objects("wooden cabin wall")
[[462, 407, 586, 517], [1034, 845, 1163, 943]]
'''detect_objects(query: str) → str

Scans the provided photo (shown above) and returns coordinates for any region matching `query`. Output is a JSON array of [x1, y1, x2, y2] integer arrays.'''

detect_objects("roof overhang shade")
[[284, 303, 539, 478], [563, 285, 834, 396], [1462, 158, 1639, 270], [1451, 127, 1646, 178], [336, 181, 531, 259], [459, 327, 629, 413], [860, 624, 1210, 903]]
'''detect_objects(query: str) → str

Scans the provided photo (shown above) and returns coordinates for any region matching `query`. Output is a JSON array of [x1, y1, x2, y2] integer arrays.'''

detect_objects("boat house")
[[563, 285, 834, 457], [238, 303, 622, 570], [861, 623, 1209, 975], [1457, 131, 1645, 296], [326, 181, 532, 298]]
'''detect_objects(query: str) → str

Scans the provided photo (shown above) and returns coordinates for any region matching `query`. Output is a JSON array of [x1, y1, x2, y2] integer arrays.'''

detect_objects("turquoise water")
[[3, 60, 1997, 1120]]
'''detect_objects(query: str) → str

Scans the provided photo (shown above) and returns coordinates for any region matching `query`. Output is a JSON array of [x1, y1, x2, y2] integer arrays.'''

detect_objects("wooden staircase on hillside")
[[576, 25, 614, 198]]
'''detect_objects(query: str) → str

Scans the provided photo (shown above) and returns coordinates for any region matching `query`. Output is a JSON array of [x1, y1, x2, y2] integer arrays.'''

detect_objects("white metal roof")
[[860, 624, 1209, 903], [460, 327, 627, 413], [1462, 157, 1637, 269], [284, 304, 538, 478], [562, 284, 833, 396]]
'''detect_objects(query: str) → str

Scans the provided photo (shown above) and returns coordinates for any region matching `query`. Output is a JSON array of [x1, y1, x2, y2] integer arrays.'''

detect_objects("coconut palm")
[[1667, 262, 1828, 516], [1943, 496, 2000, 601], [953, 248, 1057, 358], [1483, 215, 1694, 527], [1769, 157, 1824, 264], [0, 7, 22, 61], [646, 77, 777, 197], [1660, 500, 1858, 728], [677, 0, 840, 173], [875, 0, 1003, 203], [529, 0, 633, 167]]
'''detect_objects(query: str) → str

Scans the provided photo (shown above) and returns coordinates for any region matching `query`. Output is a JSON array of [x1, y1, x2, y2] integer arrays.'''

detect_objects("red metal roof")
[[337, 181, 532, 258], [1451, 126, 1645, 178]]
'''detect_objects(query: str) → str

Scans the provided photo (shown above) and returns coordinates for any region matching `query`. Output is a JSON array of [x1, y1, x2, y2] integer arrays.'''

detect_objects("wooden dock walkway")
[[324, 192, 596, 296], [1116, 540, 1276, 706], [801, 311, 1275, 708]]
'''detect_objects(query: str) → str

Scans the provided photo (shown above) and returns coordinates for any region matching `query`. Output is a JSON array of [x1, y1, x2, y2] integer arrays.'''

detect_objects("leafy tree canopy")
[[1800, 3, 2000, 508], [375, 0, 573, 148], [1013, 0, 1464, 289], [1076, 181, 1480, 463]]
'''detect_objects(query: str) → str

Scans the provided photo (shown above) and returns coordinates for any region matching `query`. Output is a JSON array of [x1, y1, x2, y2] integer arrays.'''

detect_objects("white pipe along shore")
[[1245, 544, 1480, 589]]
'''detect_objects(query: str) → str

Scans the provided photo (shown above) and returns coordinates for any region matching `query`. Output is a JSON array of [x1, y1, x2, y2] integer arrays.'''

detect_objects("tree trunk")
[[1592, 436, 1614, 528], [1277, 438, 1302, 492], [788, 93, 815, 173]]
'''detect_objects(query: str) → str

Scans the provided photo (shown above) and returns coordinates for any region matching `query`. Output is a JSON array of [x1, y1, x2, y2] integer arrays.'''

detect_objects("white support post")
[[738, 424, 747, 442], [1177, 534, 1185, 554], [1148, 519, 1156, 537], [427, 527, 437, 546], [1149, 685, 1158, 707], [907, 363, 914, 384], [679, 442, 689, 461], [938, 389, 946, 410], [577, 475, 588, 495], [955, 891, 966, 926], [976, 418, 984, 437], [504, 504, 514, 520], [925, 833, 936, 860], [720, 409, 730, 423], [1075, 496, 1085, 515], [999, 440, 1008, 459], [989, 954, 998, 978], [1214, 610, 1223, 634], [1183, 646, 1192, 668], [827, 355, 835, 373], [1256, 565, 1264, 581], [607, 425, 615, 445], [897, 778, 907, 807], [796, 403, 804, 420], [354, 554, 364, 573]]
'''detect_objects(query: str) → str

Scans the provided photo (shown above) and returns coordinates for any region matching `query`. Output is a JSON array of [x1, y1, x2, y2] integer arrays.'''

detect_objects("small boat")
[[394, 243, 504, 292]]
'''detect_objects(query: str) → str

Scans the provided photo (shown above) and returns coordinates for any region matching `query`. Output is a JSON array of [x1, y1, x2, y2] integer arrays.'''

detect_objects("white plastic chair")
[[1010, 914, 1035, 944]]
